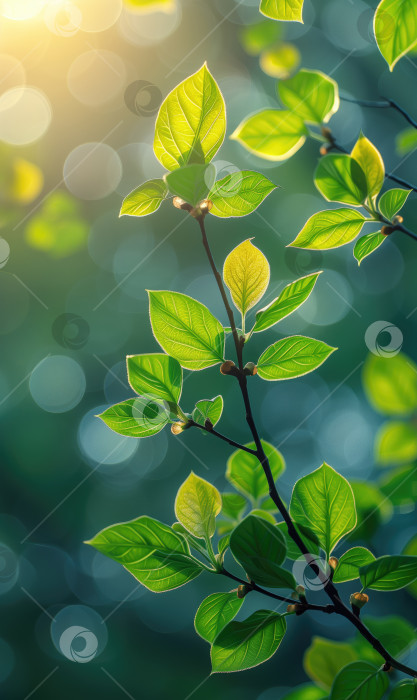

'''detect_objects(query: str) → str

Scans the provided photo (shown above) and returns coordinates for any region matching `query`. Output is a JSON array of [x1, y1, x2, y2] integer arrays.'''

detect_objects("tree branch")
[[340, 95, 417, 131], [195, 213, 417, 679], [188, 420, 257, 455]]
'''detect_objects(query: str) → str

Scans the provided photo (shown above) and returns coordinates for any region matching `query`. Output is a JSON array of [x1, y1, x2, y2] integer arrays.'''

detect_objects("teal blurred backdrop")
[[1, 0, 417, 697]]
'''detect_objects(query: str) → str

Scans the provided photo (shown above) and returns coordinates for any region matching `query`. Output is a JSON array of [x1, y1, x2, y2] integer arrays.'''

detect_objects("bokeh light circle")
[[63, 143, 122, 200], [0, 239, 10, 268], [0, 87, 52, 145], [298, 269, 354, 326], [0, 54, 26, 96], [44, 0, 82, 37], [67, 50, 126, 107], [0, 544, 19, 595], [78, 406, 138, 467], [119, 4, 181, 46], [73, 0, 122, 32], [51, 605, 107, 663], [29, 355, 86, 413], [0, 0, 45, 20]]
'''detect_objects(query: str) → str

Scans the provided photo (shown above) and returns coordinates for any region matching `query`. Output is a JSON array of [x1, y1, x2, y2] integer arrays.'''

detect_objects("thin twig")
[[189, 420, 257, 455], [340, 95, 417, 131]]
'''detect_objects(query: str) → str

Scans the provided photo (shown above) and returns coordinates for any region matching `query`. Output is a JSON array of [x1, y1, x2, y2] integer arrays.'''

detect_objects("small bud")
[[171, 422, 186, 435], [199, 199, 213, 213], [173, 196, 186, 209], [350, 592, 369, 610], [295, 584, 307, 602], [382, 662, 393, 673], [244, 362, 257, 376], [286, 604, 298, 614], [328, 556, 339, 570], [381, 225, 394, 236], [320, 145, 329, 156], [321, 126, 333, 141], [392, 214, 403, 225], [220, 360, 237, 376], [237, 584, 251, 599]]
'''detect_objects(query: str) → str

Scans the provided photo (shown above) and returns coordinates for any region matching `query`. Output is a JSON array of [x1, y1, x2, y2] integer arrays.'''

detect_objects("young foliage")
[[260, 0, 304, 23], [226, 440, 285, 502], [231, 109, 307, 161], [175, 472, 222, 540], [223, 239, 270, 329], [257, 336, 336, 380], [253, 272, 321, 332], [304, 637, 358, 690], [330, 661, 389, 700], [208, 171, 277, 218], [278, 69, 339, 125], [332, 547, 375, 584], [374, 0, 417, 70], [195, 592, 244, 643], [360, 555, 417, 591]]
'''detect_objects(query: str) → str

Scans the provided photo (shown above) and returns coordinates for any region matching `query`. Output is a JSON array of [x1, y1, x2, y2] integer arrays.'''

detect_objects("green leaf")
[[360, 555, 417, 591], [396, 128, 417, 156], [172, 522, 209, 558], [290, 463, 356, 556], [374, 0, 417, 71], [351, 134, 385, 200], [218, 534, 230, 556], [282, 685, 327, 700], [86, 516, 203, 592], [259, 43, 301, 79], [120, 179, 168, 217], [175, 472, 222, 539], [332, 547, 375, 584], [223, 239, 270, 322], [390, 681, 417, 700], [253, 272, 321, 332], [363, 615, 417, 657], [230, 515, 295, 588], [260, 0, 304, 22], [249, 508, 276, 524], [154, 63, 226, 171], [257, 336, 336, 380], [363, 353, 417, 416], [148, 290, 224, 370], [330, 662, 388, 700], [226, 440, 285, 501], [354, 232, 386, 264], [239, 20, 282, 56], [221, 493, 247, 520], [378, 188, 411, 220], [231, 109, 307, 161], [164, 163, 215, 207], [192, 395, 223, 427], [211, 610, 286, 673], [208, 171, 277, 218], [126, 353, 182, 405], [379, 464, 417, 508], [278, 69, 339, 125], [304, 637, 358, 690], [315, 154, 368, 206], [375, 421, 417, 465], [290, 209, 366, 250], [99, 398, 169, 438], [351, 481, 393, 541], [276, 521, 320, 560], [195, 592, 244, 643], [404, 536, 417, 598]]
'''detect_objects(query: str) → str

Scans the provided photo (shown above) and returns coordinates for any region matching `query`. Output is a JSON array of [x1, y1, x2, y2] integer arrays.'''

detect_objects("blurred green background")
[[1, 0, 417, 697]]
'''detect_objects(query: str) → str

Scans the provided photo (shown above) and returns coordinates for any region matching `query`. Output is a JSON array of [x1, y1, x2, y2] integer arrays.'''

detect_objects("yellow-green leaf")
[[120, 179, 168, 217], [259, 43, 301, 79], [231, 109, 307, 161], [374, 0, 417, 70], [223, 239, 270, 321], [290, 209, 366, 250], [154, 64, 226, 171], [351, 134, 385, 200], [260, 0, 304, 23], [278, 69, 339, 125], [175, 472, 222, 539], [353, 232, 386, 265]]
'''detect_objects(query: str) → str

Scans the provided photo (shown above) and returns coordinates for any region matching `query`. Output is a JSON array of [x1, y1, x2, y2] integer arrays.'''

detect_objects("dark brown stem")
[[196, 213, 417, 679], [189, 420, 257, 455]]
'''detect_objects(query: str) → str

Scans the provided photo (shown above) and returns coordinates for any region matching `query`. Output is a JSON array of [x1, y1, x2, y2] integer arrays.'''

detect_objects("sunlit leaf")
[[278, 69, 339, 125], [354, 232, 386, 264], [195, 592, 244, 643], [396, 128, 417, 156], [378, 188, 411, 220], [164, 163, 215, 206], [25, 191, 88, 258], [154, 63, 226, 171], [124, 0, 175, 11], [363, 353, 417, 416], [260, 43, 301, 79], [351, 133, 385, 200], [239, 19, 282, 55], [253, 273, 321, 332], [87, 516, 203, 592], [211, 610, 286, 672], [175, 472, 222, 539], [363, 615, 417, 657], [231, 109, 307, 161], [126, 353, 182, 404], [290, 463, 356, 556], [221, 493, 247, 520], [374, 0, 417, 70], [193, 395, 223, 427], [304, 637, 358, 690], [390, 680, 417, 700], [330, 662, 388, 700], [120, 179, 168, 217], [360, 555, 417, 590], [332, 547, 375, 583], [9, 157, 43, 205], [257, 336, 336, 380], [208, 171, 277, 218], [148, 290, 224, 370], [315, 154, 368, 206], [249, 508, 276, 524], [223, 239, 270, 322], [375, 420, 417, 465], [276, 521, 320, 560], [290, 209, 366, 250], [99, 398, 170, 438], [260, 0, 304, 23], [379, 464, 417, 508], [404, 535, 417, 598], [226, 440, 285, 501]]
